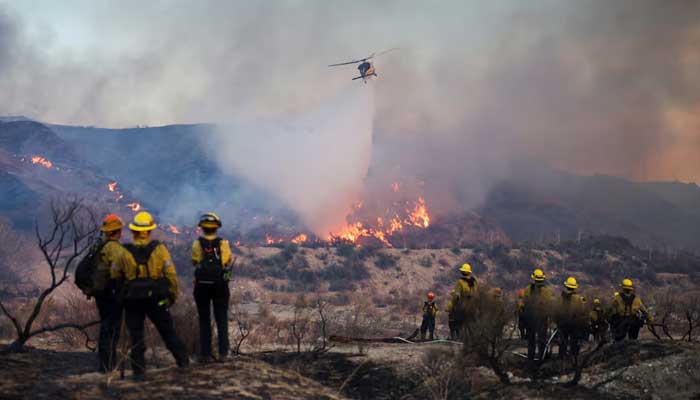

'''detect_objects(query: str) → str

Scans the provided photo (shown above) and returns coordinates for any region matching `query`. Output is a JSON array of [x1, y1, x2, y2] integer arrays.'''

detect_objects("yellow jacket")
[[590, 307, 604, 323], [191, 235, 232, 267], [111, 239, 180, 301], [556, 290, 587, 326], [522, 283, 553, 318], [422, 301, 438, 317], [94, 239, 126, 292], [446, 276, 478, 313], [609, 292, 649, 320]]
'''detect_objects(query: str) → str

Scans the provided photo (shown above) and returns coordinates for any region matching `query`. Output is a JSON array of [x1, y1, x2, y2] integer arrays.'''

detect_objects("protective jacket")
[[557, 290, 587, 327], [191, 235, 232, 266], [446, 276, 478, 314], [423, 301, 438, 317], [110, 239, 179, 301], [609, 292, 650, 320], [94, 239, 126, 293], [522, 283, 553, 319]]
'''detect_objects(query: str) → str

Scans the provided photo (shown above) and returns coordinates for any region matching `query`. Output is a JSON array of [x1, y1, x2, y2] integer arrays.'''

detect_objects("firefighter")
[[556, 277, 587, 359], [608, 279, 651, 341], [111, 211, 189, 380], [94, 214, 127, 373], [192, 212, 233, 362], [516, 288, 527, 340], [420, 291, 438, 340], [589, 298, 608, 344], [522, 268, 553, 361], [446, 263, 478, 340]]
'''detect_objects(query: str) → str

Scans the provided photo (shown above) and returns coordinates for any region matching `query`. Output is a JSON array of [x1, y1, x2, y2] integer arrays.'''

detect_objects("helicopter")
[[328, 48, 399, 83]]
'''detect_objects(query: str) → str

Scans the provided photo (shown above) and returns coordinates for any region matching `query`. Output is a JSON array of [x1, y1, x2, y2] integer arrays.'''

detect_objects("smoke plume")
[[207, 85, 375, 236], [1, 1, 699, 226]]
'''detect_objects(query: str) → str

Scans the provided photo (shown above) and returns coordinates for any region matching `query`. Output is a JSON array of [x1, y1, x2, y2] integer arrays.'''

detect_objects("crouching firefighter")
[[75, 214, 127, 373], [111, 212, 189, 380], [608, 279, 651, 342], [420, 292, 438, 340], [192, 212, 234, 362]]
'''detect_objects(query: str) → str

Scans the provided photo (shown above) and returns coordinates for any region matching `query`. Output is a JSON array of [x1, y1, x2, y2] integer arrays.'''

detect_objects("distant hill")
[[0, 119, 698, 249]]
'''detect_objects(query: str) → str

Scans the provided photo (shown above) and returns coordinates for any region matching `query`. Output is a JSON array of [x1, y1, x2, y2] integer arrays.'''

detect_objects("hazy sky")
[[2, 0, 700, 187]]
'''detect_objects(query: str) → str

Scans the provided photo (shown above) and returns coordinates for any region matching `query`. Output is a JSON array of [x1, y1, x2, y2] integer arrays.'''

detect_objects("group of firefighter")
[[420, 263, 652, 360], [89, 211, 233, 380], [89, 209, 653, 378]]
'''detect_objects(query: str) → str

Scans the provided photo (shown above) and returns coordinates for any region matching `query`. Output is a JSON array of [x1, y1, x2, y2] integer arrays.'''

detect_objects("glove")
[[223, 267, 232, 281]]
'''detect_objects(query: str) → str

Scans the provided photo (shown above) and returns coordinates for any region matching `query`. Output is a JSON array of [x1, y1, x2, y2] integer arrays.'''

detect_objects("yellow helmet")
[[459, 263, 472, 275], [531, 268, 545, 282], [564, 276, 578, 290], [593, 298, 601, 305], [620, 278, 634, 290], [129, 211, 157, 232], [198, 212, 222, 229]]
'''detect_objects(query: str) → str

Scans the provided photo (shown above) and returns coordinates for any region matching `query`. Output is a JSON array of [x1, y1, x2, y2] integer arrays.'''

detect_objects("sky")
[[1, 0, 699, 190]]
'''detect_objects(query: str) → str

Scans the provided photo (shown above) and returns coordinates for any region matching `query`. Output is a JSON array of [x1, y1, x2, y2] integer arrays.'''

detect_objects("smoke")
[[206, 85, 375, 236], [1, 0, 700, 226]]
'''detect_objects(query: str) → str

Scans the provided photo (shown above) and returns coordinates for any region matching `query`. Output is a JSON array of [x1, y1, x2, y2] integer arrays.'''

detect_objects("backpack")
[[194, 237, 225, 285], [74, 239, 110, 297], [122, 241, 170, 301]]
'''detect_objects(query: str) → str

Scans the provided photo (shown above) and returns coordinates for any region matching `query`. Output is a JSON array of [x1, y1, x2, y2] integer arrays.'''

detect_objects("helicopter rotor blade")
[[328, 59, 364, 67]]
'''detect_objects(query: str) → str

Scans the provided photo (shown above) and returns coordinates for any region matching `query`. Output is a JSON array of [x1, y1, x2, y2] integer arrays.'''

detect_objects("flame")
[[126, 202, 141, 211], [265, 234, 283, 245], [406, 197, 430, 228], [167, 224, 181, 234], [329, 196, 431, 247], [107, 181, 118, 192], [291, 234, 308, 244], [30, 156, 52, 169]]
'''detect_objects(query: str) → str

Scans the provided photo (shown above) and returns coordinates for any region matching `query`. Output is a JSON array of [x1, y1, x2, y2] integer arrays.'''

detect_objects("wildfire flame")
[[291, 234, 308, 244], [31, 156, 53, 169], [126, 202, 141, 211], [265, 234, 283, 245], [329, 196, 431, 247], [107, 181, 118, 192], [167, 224, 181, 234]]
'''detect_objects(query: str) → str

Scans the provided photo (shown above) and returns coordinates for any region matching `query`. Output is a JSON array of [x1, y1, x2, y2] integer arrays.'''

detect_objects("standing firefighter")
[[111, 212, 189, 380], [446, 263, 478, 340], [522, 268, 553, 361], [192, 212, 233, 362], [82, 214, 127, 373], [589, 298, 608, 344], [420, 292, 439, 340], [556, 277, 587, 359], [608, 279, 651, 341]]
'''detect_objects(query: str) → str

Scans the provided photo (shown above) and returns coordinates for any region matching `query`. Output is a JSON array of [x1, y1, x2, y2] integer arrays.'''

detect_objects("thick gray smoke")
[[207, 85, 374, 236], [1, 1, 699, 225]]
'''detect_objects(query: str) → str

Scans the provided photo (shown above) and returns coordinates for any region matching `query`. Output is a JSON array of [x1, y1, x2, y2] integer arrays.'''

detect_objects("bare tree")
[[313, 294, 332, 352], [0, 199, 99, 352], [230, 303, 252, 355], [289, 294, 310, 353]]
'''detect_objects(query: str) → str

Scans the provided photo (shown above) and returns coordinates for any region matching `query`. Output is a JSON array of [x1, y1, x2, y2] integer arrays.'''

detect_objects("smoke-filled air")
[[208, 85, 375, 237]]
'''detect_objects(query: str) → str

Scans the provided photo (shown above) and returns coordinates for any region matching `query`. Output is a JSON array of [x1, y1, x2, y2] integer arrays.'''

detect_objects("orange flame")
[[291, 234, 308, 244], [406, 197, 430, 228], [107, 181, 118, 192], [167, 224, 181, 234], [31, 156, 52, 169], [265, 234, 283, 245], [126, 202, 141, 211]]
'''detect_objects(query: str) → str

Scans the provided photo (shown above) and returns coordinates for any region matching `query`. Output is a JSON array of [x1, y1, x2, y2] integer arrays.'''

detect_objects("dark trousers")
[[613, 316, 643, 341], [194, 282, 230, 358], [420, 315, 436, 340], [526, 318, 548, 360], [518, 315, 527, 340], [95, 293, 122, 372], [124, 299, 189, 375], [558, 324, 580, 359]]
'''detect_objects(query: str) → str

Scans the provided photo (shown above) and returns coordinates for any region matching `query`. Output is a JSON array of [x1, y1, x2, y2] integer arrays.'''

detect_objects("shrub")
[[375, 252, 399, 270], [419, 256, 433, 268]]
